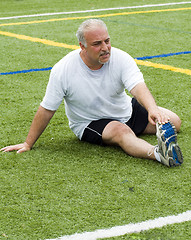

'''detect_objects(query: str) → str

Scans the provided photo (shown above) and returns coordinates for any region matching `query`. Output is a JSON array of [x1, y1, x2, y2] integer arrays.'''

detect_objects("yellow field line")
[[0, 7, 190, 27], [0, 30, 79, 50], [0, 29, 190, 75], [135, 60, 191, 75]]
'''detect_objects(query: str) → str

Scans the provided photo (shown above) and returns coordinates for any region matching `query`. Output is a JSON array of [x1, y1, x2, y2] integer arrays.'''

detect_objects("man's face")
[[81, 26, 111, 68]]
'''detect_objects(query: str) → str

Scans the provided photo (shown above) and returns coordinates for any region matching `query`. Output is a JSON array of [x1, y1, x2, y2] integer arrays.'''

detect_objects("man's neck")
[[80, 51, 103, 70]]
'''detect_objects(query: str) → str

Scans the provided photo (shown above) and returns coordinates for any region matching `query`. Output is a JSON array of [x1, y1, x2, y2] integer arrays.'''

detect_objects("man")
[[1, 19, 183, 167]]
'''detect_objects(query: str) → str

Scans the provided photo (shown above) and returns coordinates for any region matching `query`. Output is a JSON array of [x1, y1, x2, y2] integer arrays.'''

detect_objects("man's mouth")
[[100, 52, 110, 57]]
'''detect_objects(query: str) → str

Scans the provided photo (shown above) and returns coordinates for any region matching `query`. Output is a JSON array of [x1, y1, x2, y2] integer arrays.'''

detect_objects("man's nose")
[[101, 41, 108, 51]]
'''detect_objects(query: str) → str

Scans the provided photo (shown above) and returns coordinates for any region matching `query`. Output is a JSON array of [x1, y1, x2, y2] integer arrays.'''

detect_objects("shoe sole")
[[157, 121, 183, 167], [160, 121, 177, 147], [168, 143, 184, 167]]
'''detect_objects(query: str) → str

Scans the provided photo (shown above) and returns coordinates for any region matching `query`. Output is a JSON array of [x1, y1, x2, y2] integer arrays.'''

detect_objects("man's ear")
[[79, 42, 86, 50]]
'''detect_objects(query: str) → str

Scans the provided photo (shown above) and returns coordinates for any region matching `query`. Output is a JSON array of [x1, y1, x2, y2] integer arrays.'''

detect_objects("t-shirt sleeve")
[[121, 52, 144, 92], [40, 64, 66, 111]]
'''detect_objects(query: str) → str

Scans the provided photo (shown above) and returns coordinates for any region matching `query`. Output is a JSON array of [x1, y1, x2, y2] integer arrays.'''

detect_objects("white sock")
[[154, 146, 161, 162]]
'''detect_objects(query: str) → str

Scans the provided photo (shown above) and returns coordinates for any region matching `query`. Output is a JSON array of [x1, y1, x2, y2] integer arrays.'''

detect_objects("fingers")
[[149, 109, 170, 125], [148, 116, 157, 126], [17, 146, 29, 154], [0, 145, 20, 152], [0, 143, 30, 153], [157, 113, 170, 125]]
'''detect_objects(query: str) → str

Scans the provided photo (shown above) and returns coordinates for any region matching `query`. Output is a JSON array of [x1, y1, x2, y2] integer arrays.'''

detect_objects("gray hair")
[[76, 19, 108, 47]]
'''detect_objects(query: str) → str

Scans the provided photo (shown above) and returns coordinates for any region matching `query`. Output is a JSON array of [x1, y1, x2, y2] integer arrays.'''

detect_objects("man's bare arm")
[[1, 106, 56, 153], [130, 82, 170, 125]]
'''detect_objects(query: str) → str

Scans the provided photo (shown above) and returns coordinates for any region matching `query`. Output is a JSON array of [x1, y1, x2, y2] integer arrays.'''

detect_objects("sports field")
[[0, 0, 191, 239]]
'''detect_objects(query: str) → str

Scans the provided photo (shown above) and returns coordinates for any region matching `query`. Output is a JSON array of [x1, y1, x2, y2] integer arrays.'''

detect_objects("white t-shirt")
[[41, 47, 144, 139]]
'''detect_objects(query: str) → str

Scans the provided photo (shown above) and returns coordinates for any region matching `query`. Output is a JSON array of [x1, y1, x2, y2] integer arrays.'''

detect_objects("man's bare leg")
[[102, 121, 156, 160], [102, 107, 182, 165]]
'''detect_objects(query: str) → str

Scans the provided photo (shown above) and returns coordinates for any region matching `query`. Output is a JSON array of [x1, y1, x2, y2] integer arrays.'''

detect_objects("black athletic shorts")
[[81, 98, 148, 145]]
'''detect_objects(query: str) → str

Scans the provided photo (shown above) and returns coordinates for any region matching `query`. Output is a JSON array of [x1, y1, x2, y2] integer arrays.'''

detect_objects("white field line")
[[46, 210, 191, 240], [1, 2, 191, 20]]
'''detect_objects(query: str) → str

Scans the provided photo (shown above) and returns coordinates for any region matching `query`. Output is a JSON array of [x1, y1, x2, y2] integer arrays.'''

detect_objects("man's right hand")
[[1, 106, 56, 154], [0, 142, 31, 153]]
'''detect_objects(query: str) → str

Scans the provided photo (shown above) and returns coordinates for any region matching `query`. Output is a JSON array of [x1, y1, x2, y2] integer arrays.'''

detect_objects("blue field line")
[[135, 51, 191, 60], [0, 51, 190, 76], [0, 67, 52, 75]]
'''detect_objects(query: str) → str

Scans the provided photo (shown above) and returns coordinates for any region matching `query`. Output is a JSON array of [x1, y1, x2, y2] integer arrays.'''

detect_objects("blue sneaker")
[[156, 121, 183, 167]]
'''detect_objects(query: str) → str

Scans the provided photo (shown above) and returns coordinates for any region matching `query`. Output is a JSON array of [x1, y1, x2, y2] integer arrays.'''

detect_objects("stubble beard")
[[98, 51, 110, 64]]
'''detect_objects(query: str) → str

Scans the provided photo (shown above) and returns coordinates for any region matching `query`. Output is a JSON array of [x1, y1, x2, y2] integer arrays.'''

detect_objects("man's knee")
[[102, 121, 134, 145]]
